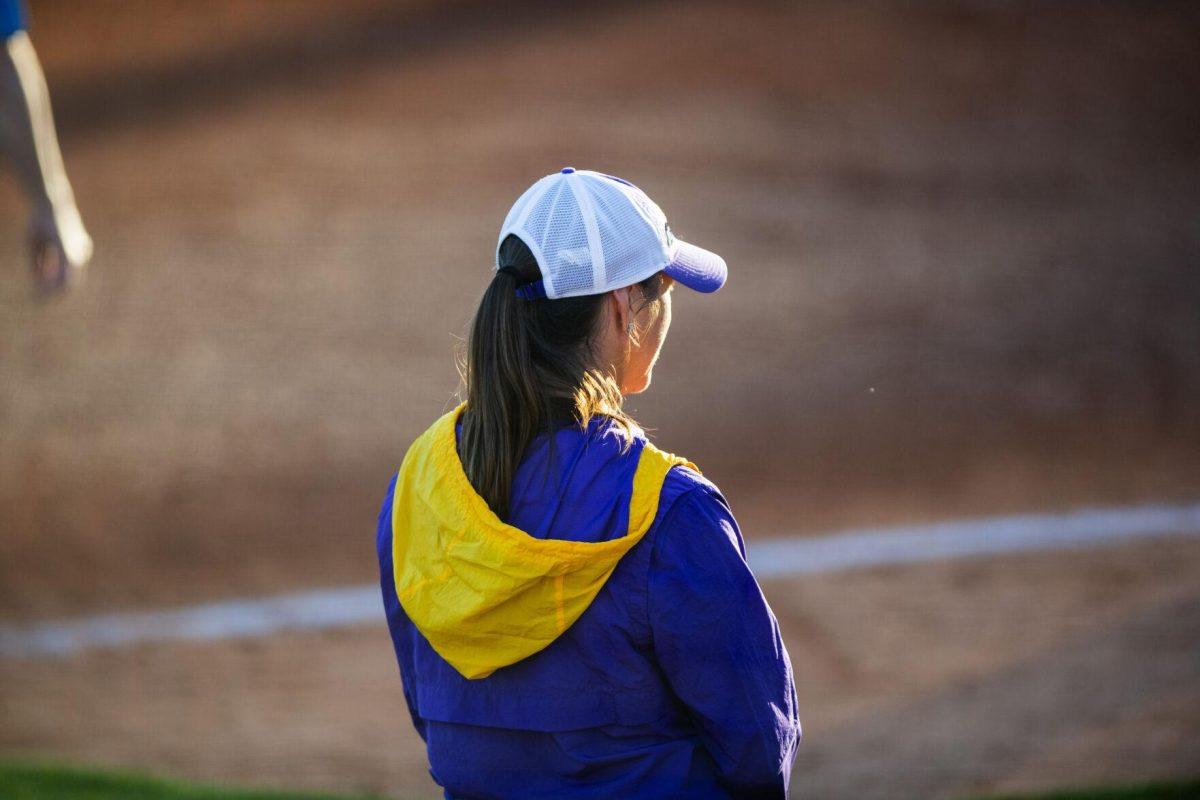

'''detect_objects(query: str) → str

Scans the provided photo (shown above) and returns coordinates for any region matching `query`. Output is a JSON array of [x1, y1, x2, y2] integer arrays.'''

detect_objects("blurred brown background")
[[1, 1, 1198, 798]]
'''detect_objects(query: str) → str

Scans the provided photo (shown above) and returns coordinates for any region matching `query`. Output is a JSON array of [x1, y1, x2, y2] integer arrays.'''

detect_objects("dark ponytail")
[[457, 235, 667, 519]]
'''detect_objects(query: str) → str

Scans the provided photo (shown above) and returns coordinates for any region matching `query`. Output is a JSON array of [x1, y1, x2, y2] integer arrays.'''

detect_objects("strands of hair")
[[456, 234, 665, 519]]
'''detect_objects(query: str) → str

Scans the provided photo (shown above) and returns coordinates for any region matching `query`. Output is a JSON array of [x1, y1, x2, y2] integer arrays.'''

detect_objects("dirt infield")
[[2, 0, 1198, 618], [2, 537, 1197, 799], [1, 1, 1198, 797]]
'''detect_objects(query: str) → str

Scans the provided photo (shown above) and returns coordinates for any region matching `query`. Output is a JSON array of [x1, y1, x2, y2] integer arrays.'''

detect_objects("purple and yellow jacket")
[[376, 404, 801, 799]]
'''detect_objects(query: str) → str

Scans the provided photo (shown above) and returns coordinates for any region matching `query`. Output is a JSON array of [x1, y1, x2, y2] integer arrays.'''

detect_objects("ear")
[[609, 287, 631, 332]]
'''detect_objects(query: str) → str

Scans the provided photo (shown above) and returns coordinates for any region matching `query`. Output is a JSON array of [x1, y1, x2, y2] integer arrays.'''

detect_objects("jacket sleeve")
[[648, 483, 801, 798], [376, 474, 427, 742], [2, 0, 27, 38]]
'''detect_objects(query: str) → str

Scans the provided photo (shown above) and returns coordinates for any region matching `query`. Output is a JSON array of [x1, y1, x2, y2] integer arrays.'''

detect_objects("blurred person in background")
[[0, 0, 92, 295], [377, 168, 801, 799]]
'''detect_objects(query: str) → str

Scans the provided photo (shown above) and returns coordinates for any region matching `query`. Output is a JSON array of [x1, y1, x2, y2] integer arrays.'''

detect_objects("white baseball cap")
[[496, 167, 728, 300]]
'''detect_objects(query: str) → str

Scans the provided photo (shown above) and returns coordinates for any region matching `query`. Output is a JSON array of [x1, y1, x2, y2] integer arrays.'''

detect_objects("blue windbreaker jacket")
[[376, 413, 801, 799]]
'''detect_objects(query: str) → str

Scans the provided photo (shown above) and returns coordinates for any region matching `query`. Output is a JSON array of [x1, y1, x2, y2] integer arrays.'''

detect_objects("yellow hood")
[[391, 403, 696, 680]]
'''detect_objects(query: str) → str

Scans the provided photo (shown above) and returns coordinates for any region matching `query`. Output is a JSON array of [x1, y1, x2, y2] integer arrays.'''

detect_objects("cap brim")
[[664, 239, 727, 293]]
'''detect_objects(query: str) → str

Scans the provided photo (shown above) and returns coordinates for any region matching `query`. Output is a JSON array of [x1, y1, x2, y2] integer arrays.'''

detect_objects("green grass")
[[970, 779, 1200, 800], [0, 759, 387, 800], [2, 758, 1197, 800]]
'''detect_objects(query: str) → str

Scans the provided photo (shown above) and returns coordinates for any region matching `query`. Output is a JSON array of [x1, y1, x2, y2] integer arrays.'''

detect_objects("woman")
[[377, 168, 800, 799]]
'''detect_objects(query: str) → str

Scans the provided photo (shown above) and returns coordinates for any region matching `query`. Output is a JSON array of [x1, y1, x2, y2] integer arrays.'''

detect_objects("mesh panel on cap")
[[497, 175, 553, 267], [589, 179, 666, 288], [499, 170, 684, 298], [521, 180, 561, 248], [524, 179, 594, 296]]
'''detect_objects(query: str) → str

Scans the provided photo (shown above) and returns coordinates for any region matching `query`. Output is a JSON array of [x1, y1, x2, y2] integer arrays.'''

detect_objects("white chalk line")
[[2, 501, 1198, 660]]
